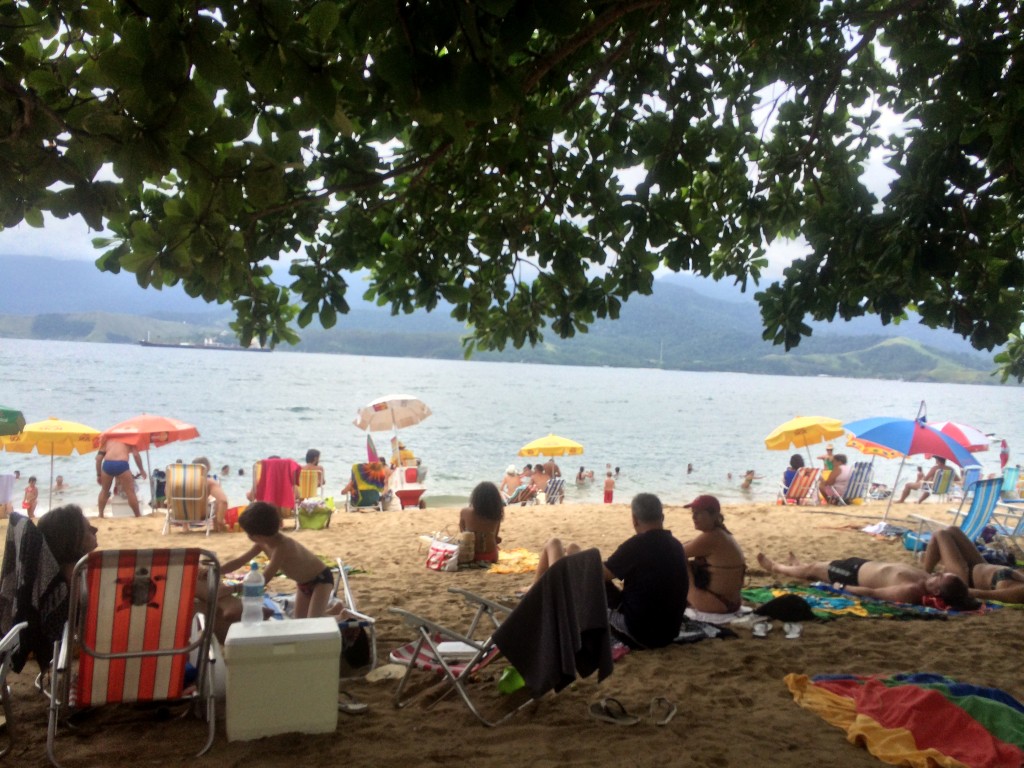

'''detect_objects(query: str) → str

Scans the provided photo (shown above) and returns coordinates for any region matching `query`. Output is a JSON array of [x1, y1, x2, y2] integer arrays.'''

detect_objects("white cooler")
[[224, 617, 340, 741]]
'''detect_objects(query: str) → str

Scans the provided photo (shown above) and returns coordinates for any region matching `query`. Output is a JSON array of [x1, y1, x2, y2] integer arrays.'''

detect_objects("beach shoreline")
[[5, 498, 1022, 768]]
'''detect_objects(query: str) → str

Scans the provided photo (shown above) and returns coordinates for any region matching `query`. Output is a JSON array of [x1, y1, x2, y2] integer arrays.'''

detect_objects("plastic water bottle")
[[240, 562, 264, 625]]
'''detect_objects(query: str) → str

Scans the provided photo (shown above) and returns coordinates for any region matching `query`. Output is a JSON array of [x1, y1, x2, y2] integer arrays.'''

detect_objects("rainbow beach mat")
[[786, 672, 1024, 767]]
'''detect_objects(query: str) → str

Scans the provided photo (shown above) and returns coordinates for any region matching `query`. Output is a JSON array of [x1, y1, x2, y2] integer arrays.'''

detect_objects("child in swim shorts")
[[221, 501, 335, 619]]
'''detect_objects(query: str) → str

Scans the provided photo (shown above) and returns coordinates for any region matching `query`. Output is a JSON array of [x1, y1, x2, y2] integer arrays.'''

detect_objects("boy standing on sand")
[[603, 471, 615, 504], [22, 475, 38, 519], [221, 501, 335, 619]]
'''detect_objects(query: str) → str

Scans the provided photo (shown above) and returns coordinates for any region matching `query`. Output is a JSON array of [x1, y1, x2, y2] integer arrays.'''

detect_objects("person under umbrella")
[[894, 456, 958, 504], [97, 437, 147, 517]]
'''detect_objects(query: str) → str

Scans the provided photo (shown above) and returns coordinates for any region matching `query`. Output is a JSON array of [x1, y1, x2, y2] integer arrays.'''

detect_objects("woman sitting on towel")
[[682, 495, 746, 615], [923, 526, 1024, 603], [459, 481, 504, 563]]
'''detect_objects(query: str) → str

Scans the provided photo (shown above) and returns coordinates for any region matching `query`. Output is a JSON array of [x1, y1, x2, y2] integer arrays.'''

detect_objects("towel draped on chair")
[[254, 458, 301, 510], [0, 513, 68, 672], [493, 547, 613, 698]]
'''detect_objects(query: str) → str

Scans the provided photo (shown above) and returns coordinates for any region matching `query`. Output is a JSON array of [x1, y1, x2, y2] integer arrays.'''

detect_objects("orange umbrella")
[[100, 414, 201, 500], [100, 413, 199, 450], [845, 435, 902, 460]]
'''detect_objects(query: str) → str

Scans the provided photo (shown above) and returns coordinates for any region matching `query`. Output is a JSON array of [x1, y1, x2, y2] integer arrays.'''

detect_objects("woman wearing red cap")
[[683, 495, 747, 615]]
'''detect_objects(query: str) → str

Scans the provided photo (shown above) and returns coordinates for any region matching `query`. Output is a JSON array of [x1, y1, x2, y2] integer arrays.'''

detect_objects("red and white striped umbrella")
[[927, 421, 990, 453]]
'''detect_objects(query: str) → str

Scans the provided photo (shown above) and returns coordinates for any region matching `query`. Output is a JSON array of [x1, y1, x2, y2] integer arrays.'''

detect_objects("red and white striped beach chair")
[[46, 549, 221, 767]]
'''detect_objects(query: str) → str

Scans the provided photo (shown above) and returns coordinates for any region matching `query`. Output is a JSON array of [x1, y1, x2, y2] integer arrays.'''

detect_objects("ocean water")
[[1, 338, 1020, 512]]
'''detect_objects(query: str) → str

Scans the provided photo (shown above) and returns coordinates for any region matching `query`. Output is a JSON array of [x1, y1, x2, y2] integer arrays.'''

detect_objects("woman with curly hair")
[[459, 481, 505, 563]]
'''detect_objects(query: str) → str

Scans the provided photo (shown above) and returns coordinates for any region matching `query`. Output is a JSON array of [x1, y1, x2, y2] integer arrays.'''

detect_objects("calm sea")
[[1, 338, 1020, 512]]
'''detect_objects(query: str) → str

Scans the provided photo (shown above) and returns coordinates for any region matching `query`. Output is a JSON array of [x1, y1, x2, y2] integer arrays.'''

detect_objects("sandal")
[[588, 697, 639, 726], [649, 696, 677, 726], [338, 690, 369, 715]]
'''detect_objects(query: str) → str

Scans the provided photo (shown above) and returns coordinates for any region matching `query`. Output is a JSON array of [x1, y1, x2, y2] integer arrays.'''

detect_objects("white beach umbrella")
[[353, 395, 432, 433]]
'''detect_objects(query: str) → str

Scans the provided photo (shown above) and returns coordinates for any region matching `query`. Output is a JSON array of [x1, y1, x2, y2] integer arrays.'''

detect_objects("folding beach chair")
[[905, 477, 1003, 555], [779, 467, 820, 505], [251, 457, 302, 521], [503, 484, 536, 506], [297, 467, 324, 502], [0, 621, 28, 758], [163, 463, 214, 535], [543, 477, 566, 504], [1000, 466, 1021, 501], [345, 463, 386, 512], [840, 461, 873, 504], [334, 558, 378, 678], [389, 549, 613, 726], [389, 588, 511, 721], [295, 468, 333, 530], [922, 467, 956, 503], [47, 548, 221, 767]]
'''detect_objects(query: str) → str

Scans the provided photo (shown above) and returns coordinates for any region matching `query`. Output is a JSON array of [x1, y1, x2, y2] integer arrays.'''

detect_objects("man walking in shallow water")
[[97, 437, 147, 517]]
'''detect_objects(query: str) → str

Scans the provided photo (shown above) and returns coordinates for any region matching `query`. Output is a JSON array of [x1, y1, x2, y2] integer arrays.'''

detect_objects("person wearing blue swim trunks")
[[97, 437, 147, 517]]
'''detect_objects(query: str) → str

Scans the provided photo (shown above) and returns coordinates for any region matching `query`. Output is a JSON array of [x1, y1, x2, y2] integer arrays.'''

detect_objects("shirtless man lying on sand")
[[756, 552, 978, 610]]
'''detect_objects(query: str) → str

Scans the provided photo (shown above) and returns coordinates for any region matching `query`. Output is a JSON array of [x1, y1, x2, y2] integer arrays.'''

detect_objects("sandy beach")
[[4, 497, 1022, 768]]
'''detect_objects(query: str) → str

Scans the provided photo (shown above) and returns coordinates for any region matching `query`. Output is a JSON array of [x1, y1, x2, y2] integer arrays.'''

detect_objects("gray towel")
[[0, 513, 68, 671], [494, 548, 613, 697]]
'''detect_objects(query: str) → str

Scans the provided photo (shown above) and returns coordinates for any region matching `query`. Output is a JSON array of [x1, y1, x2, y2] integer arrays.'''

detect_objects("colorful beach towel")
[[488, 548, 541, 575], [742, 583, 978, 621], [254, 457, 301, 510], [786, 673, 1024, 767], [354, 462, 387, 491]]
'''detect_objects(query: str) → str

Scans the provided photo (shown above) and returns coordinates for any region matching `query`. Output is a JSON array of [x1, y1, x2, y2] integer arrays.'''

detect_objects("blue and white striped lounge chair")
[[840, 461, 873, 504], [544, 477, 566, 504], [904, 477, 1003, 555]]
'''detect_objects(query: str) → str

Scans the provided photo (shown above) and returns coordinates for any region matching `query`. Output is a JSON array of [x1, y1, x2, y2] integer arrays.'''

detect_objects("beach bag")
[[425, 536, 459, 572]]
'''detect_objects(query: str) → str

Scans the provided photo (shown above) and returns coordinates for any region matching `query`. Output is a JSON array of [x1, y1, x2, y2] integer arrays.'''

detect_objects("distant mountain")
[[0, 254, 1004, 384]]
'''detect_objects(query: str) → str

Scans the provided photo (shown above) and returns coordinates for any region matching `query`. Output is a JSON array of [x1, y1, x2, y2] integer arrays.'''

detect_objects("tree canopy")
[[2, 0, 1022, 378]]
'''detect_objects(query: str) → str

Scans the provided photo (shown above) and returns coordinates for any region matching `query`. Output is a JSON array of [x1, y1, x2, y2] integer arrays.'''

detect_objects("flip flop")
[[783, 622, 803, 640], [649, 696, 677, 726], [752, 620, 772, 638], [338, 690, 369, 715], [588, 697, 639, 726]]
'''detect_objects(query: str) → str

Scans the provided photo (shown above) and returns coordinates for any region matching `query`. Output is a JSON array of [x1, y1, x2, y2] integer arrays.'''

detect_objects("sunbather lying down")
[[756, 552, 979, 611], [922, 526, 1024, 603]]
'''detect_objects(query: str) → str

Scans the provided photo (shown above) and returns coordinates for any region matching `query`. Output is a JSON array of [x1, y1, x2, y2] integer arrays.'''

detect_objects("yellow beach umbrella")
[[1, 417, 100, 510], [518, 434, 584, 457], [764, 416, 845, 452]]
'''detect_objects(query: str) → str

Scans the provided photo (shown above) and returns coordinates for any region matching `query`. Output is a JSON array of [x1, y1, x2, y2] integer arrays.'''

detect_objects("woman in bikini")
[[682, 495, 746, 614], [459, 481, 504, 563], [922, 526, 1024, 603]]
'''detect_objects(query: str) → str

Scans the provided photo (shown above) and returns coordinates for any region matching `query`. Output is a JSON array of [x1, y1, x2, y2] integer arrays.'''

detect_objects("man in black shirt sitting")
[[527, 493, 689, 648]]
